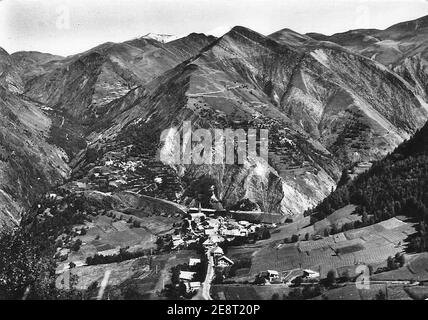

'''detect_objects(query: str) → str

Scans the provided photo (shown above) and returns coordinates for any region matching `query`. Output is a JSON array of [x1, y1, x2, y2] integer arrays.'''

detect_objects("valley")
[[1, 13, 428, 300]]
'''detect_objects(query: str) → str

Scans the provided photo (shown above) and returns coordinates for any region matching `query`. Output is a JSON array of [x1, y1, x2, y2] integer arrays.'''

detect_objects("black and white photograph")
[[1, 0, 428, 309]]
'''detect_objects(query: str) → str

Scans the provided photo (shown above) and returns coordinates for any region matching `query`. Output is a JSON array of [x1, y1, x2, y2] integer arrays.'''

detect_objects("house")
[[206, 219, 220, 228], [179, 271, 196, 282], [190, 212, 206, 222], [205, 228, 216, 236], [220, 228, 241, 237], [216, 255, 234, 268], [189, 258, 201, 266], [185, 281, 201, 293], [239, 228, 249, 237], [185, 239, 198, 246], [238, 221, 251, 227], [303, 269, 320, 279], [212, 246, 224, 257], [203, 238, 216, 249], [259, 270, 280, 282], [248, 225, 260, 233], [172, 238, 184, 249], [210, 235, 225, 244], [172, 234, 182, 241]]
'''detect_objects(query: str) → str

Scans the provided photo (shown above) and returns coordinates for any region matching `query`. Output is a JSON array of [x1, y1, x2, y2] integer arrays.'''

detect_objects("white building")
[[179, 271, 196, 281], [216, 256, 234, 268], [259, 270, 280, 282], [185, 281, 201, 293], [303, 269, 320, 279], [212, 246, 224, 257], [189, 258, 201, 266], [203, 238, 216, 249]]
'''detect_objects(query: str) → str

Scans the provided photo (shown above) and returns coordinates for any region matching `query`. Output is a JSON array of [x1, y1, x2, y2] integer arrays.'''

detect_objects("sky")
[[0, 0, 427, 56]]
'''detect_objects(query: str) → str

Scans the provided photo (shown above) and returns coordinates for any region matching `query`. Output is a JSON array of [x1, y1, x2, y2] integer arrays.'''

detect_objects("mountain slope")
[[0, 86, 70, 229], [306, 15, 428, 104], [23, 34, 216, 122], [306, 119, 428, 251], [62, 25, 428, 217], [0, 47, 24, 94]]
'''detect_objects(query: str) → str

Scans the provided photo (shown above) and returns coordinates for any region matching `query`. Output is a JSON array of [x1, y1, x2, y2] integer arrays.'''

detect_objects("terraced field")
[[247, 217, 417, 278]]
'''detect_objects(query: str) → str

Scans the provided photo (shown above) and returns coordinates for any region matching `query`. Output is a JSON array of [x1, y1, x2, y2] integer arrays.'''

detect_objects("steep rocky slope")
[[22, 34, 216, 123], [0, 87, 69, 228], [0, 47, 24, 94], [65, 25, 428, 217], [2, 16, 428, 229], [11, 51, 64, 84], [270, 28, 428, 163], [306, 15, 428, 104]]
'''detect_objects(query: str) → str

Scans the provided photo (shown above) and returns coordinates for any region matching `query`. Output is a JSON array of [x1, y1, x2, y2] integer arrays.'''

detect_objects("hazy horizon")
[[1, 0, 427, 56]]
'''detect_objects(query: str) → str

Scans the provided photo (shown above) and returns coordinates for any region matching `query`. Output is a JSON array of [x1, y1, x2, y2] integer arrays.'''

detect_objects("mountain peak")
[[141, 33, 181, 43], [0, 47, 10, 58]]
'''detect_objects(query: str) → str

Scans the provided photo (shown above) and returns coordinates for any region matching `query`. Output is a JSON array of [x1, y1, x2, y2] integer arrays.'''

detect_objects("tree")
[[396, 253, 405, 267], [326, 270, 337, 287], [261, 228, 271, 240], [324, 228, 330, 237], [341, 270, 351, 282], [287, 288, 303, 300], [375, 289, 386, 300], [367, 265, 374, 276], [71, 239, 82, 252]]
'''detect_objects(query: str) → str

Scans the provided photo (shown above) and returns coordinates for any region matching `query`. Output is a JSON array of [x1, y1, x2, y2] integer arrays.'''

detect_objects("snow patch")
[[142, 33, 181, 43]]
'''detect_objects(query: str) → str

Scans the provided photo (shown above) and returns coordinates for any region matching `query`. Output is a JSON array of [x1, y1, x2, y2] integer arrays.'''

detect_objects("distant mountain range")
[[0, 15, 428, 229]]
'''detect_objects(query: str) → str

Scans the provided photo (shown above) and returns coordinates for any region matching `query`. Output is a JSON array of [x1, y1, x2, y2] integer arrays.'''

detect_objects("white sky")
[[0, 0, 427, 56]]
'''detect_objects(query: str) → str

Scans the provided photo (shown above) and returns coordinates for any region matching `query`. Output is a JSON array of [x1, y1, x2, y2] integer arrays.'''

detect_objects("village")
[[157, 205, 321, 299]]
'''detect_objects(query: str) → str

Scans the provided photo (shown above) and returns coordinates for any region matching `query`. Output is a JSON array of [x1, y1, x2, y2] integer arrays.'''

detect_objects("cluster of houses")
[[179, 258, 203, 293], [256, 268, 321, 285], [171, 210, 265, 251]]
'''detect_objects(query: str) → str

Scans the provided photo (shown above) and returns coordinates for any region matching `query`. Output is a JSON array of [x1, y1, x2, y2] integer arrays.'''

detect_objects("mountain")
[[306, 119, 428, 252], [0, 50, 70, 228], [141, 33, 181, 43], [22, 33, 216, 123], [0, 17, 426, 229], [1, 14, 428, 300], [306, 15, 428, 104], [11, 51, 64, 84], [53, 24, 428, 219], [0, 47, 24, 94]]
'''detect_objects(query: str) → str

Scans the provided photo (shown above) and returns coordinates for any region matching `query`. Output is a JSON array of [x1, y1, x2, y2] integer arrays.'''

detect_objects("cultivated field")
[[371, 253, 428, 282], [212, 284, 290, 300], [56, 212, 180, 274], [230, 217, 417, 280], [56, 250, 199, 299], [312, 283, 414, 300]]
